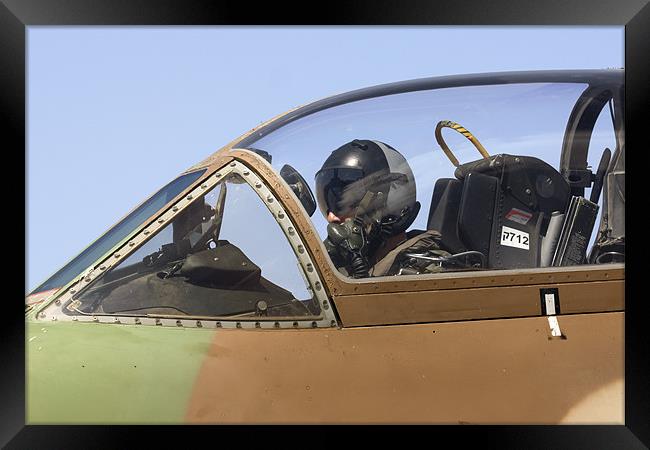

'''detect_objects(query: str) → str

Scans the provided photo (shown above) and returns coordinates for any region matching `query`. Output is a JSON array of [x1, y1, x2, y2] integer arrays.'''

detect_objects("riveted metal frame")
[[35, 160, 338, 330]]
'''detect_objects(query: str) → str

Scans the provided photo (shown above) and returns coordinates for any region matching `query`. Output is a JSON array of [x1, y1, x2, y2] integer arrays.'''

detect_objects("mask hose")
[[349, 251, 370, 278]]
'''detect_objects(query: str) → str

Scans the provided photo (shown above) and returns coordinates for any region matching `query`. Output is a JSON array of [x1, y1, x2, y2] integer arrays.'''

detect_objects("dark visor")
[[315, 168, 366, 218]]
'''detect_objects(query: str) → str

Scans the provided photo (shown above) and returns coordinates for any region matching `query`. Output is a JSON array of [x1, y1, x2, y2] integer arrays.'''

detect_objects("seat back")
[[458, 172, 498, 260], [427, 154, 571, 269], [426, 178, 466, 254]]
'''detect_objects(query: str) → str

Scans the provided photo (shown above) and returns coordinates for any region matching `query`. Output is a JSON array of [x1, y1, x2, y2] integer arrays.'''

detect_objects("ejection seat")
[[427, 154, 571, 270]]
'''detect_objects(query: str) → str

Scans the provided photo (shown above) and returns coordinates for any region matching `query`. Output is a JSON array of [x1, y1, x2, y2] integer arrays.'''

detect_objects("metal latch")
[[540, 288, 565, 339]]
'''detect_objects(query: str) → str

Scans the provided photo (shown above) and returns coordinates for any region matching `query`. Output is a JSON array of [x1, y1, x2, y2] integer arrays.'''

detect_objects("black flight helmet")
[[315, 139, 418, 235]]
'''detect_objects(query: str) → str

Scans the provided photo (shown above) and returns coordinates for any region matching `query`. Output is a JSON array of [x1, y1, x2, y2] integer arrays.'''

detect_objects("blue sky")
[[26, 27, 623, 292]]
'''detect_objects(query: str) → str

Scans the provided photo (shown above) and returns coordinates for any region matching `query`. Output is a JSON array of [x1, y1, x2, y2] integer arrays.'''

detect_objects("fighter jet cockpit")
[[239, 76, 625, 279]]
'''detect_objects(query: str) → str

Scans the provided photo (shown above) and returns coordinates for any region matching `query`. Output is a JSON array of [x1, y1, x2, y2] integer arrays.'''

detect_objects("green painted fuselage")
[[26, 318, 214, 424]]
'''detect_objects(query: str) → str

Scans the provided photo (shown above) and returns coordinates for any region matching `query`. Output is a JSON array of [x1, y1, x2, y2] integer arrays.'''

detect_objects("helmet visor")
[[315, 168, 367, 219]]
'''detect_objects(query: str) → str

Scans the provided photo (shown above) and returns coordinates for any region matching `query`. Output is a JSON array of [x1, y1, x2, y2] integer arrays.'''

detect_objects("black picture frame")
[[5, 0, 649, 447]]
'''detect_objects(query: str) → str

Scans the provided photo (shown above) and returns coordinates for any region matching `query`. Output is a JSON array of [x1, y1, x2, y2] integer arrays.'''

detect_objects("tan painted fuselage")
[[186, 311, 623, 424]]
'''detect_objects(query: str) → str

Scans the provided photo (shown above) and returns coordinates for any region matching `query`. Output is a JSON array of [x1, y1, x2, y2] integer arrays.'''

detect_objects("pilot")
[[315, 139, 450, 278]]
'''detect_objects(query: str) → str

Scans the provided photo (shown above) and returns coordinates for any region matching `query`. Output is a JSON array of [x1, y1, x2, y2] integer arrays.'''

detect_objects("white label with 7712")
[[500, 226, 530, 250]]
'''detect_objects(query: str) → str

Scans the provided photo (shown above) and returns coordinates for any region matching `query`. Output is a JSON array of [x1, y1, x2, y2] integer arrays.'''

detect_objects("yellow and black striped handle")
[[434, 120, 491, 167]]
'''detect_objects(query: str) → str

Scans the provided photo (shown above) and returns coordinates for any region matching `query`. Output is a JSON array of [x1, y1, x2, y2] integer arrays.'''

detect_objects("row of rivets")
[[250, 172, 334, 321], [44, 307, 335, 328]]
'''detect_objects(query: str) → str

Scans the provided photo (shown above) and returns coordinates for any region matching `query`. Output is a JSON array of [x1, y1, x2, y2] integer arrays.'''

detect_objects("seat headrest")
[[454, 154, 570, 217]]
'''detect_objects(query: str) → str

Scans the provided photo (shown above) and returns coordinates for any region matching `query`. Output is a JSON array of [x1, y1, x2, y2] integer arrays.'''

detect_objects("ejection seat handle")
[[434, 120, 491, 167]]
